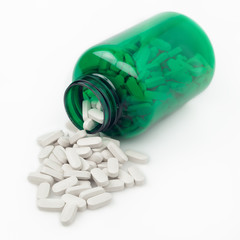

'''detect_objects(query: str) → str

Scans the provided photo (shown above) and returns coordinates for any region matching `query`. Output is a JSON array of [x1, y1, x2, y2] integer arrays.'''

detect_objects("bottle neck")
[[64, 73, 121, 134]]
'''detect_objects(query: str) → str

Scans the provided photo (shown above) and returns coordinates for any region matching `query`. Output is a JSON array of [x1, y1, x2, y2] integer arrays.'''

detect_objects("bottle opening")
[[64, 74, 121, 134]]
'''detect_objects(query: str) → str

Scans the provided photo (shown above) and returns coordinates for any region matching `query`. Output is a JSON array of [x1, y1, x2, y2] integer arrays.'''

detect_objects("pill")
[[88, 108, 104, 124], [80, 159, 90, 171], [91, 168, 109, 186], [38, 145, 54, 160], [118, 169, 134, 187], [37, 182, 50, 199], [62, 194, 86, 211], [128, 166, 145, 185], [96, 101, 102, 111], [66, 185, 91, 196], [125, 150, 148, 164], [28, 172, 54, 185], [87, 192, 112, 210], [37, 130, 63, 147], [57, 136, 70, 147], [64, 170, 91, 180], [80, 187, 105, 200], [69, 130, 87, 144], [66, 148, 82, 170], [52, 176, 78, 195], [40, 166, 63, 181], [53, 146, 67, 163], [82, 100, 91, 121], [101, 150, 113, 160], [107, 142, 128, 163], [87, 152, 103, 164], [75, 147, 92, 158], [83, 118, 98, 131], [37, 199, 65, 211], [60, 203, 78, 225], [62, 164, 73, 171], [107, 158, 119, 178], [77, 137, 102, 148], [104, 180, 124, 192], [43, 158, 63, 172]]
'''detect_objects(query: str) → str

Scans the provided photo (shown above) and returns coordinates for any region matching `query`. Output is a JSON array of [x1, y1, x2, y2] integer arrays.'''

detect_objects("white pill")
[[38, 145, 54, 160], [107, 158, 119, 178], [37, 130, 63, 147], [77, 137, 102, 148], [66, 185, 91, 196], [91, 100, 98, 108], [96, 101, 102, 111], [88, 108, 104, 124], [52, 176, 78, 195], [91, 168, 109, 187], [43, 158, 63, 172], [82, 100, 91, 121], [69, 130, 87, 144], [62, 194, 86, 211], [60, 203, 78, 225], [118, 169, 134, 187], [66, 121, 79, 132], [66, 148, 82, 170], [92, 145, 106, 152], [97, 162, 108, 169], [64, 170, 91, 180], [37, 199, 65, 211], [40, 166, 63, 181], [57, 136, 70, 148], [28, 172, 54, 185], [81, 159, 90, 171], [80, 187, 105, 200], [53, 146, 67, 163], [75, 147, 92, 158], [62, 164, 73, 171], [101, 150, 113, 160], [87, 192, 112, 210], [104, 179, 124, 192], [102, 137, 120, 147], [49, 153, 62, 165], [83, 118, 98, 131], [87, 152, 103, 164], [128, 166, 145, 186], [125, 150, 148, 164], [37, 182, 50, 199], [107, 142, 128, 163]]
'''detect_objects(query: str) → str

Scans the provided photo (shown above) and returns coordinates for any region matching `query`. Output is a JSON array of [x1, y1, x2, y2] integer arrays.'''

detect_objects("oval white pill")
[[77, 137, 102, 148], [38, 130, 63, 147], [37, 199, 65, 211], [38, 145, 54, 160], [66, 148, 82, 170], [28, 172, 54, 185], [75, 147, 92, 158], [37, 182, 50, 199], [87, 192, 112, 210], [88, 108, 104, 124], [104, 179, 124, 192], [52, 176, 78, 195], [80, 187, 105, 200], [91, 168, 109, 187], [62, 194, 86, 211], [60, 203, 78, 225], [53, 146, 67, 163], [125, 150, 148, 164], [107, 158, 119, 178], [107, 142, 128, 163], [87, 152, 103, 164], [118, 169, 134, 187], [128, 166, 145, 186]]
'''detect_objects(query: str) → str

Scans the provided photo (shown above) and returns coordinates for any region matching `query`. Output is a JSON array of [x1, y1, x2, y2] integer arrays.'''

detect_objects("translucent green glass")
[[64, 12, 215, 138]]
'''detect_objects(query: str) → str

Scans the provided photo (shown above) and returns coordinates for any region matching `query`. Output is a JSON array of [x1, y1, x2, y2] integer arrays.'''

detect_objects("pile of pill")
[[28, 121, 148, 225]]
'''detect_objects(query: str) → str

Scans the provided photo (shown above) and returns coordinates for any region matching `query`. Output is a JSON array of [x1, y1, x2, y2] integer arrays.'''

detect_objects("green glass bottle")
[[64, 12, 215, 138]]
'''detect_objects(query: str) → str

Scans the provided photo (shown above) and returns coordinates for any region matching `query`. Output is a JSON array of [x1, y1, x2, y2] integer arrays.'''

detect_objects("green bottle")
[[64, 12, 215, 138]]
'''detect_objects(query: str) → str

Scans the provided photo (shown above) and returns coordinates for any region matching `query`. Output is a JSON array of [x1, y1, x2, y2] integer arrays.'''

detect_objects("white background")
[[0, 0, 240, 239]]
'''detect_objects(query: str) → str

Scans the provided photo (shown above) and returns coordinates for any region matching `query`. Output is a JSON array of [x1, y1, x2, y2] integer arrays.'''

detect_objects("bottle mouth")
[[64, 74, 121, 134]]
